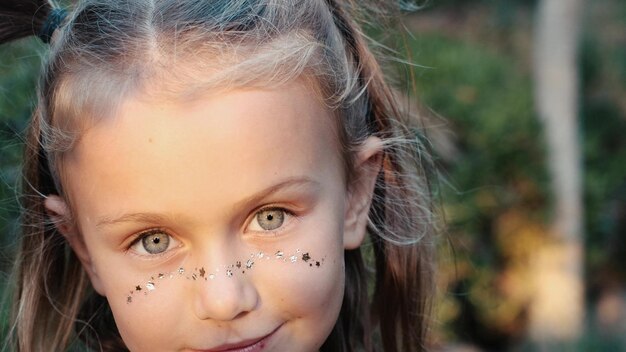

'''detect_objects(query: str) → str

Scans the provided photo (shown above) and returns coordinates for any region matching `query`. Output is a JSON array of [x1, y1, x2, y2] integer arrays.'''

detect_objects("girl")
[[1, 0, 435, 351]]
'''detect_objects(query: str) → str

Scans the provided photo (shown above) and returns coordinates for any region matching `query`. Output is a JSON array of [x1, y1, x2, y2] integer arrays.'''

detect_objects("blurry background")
[[1, 0, 625, 351], [392, 0, 626, 351]]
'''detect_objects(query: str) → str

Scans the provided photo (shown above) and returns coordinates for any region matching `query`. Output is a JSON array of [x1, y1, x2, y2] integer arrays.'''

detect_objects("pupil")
[[267, 214, 274, 221], [153, 237, 160, 244]]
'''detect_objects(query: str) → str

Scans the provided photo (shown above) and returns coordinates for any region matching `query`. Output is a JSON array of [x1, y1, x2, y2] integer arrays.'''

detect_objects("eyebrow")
[[95, 176, 320, 229]]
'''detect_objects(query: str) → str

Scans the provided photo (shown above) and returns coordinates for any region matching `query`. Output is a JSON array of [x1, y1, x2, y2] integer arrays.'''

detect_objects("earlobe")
[[44, 195, 105, 295], [343, 136, 383, 250]]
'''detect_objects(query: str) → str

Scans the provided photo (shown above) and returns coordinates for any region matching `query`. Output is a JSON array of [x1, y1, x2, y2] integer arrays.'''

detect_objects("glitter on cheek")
[[146, 281, 155, 291], [289, 255, 297, 263], [226, 270, 233, 277], [245, 259, 254, 269]]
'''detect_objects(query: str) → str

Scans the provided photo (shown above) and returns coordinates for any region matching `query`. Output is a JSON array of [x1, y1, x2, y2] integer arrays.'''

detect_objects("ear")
[[44, 195, 105, 295], [343, 136, 383, 250]]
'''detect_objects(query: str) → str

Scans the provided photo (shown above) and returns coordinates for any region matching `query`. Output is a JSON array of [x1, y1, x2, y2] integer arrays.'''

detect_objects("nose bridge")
[[192, 243, 259, 321]]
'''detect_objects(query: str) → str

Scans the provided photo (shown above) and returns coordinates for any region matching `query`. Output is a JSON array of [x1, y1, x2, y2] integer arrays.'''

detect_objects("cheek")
[[111, 301, 180, 349], [104, 271, 186, 349], [254, 244, 346, 347], [259, 249, 344, 310], [285, 255, 345, 331]]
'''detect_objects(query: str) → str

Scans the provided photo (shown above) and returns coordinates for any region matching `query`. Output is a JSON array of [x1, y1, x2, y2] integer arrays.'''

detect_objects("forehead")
[[63, 81, 343, 223]]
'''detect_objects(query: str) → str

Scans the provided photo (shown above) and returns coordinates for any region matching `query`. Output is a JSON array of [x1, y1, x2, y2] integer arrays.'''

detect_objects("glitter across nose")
[[126, 249, 325, 304]]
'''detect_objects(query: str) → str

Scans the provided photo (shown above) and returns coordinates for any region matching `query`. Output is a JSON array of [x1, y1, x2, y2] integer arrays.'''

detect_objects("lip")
[[191, 324, 281, 352]]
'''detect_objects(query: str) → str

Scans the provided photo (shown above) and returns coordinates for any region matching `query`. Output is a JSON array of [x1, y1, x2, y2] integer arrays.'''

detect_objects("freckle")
[[135, 285, 142, 291], [148, 137, 153, 143], [127, 296, 132, 304], [316, 261, 320, 267], [302, 253, 311, 262], [199, 267, 206, 278], [309, 264, 313, 267], [192, 273, 197, 280], [236, 261, 241, 269], [242, 271, 245, 274]]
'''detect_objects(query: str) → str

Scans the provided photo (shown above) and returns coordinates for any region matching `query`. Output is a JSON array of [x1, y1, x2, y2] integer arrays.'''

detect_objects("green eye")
[[140, 230, 171, 254], [255, 208, 286, 231]]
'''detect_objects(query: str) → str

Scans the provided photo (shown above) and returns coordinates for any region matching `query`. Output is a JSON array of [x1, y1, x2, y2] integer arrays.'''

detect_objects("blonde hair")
[[2, 0, 435, 350]]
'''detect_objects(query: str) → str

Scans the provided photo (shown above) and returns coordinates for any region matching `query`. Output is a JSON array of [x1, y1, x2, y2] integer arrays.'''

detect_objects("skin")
[[45, 81, 381, 351]]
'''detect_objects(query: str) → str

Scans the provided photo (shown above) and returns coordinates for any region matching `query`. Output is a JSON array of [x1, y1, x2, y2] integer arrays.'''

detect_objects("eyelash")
[[125, 206, 297, 258]]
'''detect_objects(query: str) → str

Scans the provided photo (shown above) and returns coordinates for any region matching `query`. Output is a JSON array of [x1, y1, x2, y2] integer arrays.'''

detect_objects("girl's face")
[[47, 81, 379, 351]]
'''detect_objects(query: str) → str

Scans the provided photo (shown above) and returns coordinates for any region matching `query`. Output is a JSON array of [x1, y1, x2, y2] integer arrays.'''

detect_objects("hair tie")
[[38, 8, 67, 44]]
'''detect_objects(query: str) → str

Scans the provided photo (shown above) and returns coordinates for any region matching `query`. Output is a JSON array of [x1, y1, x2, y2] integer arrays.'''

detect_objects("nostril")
[[233, 311, 249, 320]]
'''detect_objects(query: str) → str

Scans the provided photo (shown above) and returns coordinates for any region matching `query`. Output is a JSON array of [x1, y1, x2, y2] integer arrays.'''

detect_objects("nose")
[[193, 258, 259, 321]]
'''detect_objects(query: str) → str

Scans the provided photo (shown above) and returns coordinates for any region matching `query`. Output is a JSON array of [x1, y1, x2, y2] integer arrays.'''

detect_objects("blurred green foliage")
[[0, 38, 44, 269], [403, 29, 548, 349], [0, 37, 44, 346], [397, 0, 626, 350]]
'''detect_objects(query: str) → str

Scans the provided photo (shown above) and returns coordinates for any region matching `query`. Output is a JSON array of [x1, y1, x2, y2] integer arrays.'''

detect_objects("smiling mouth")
[[193, 325, 281, 352]]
